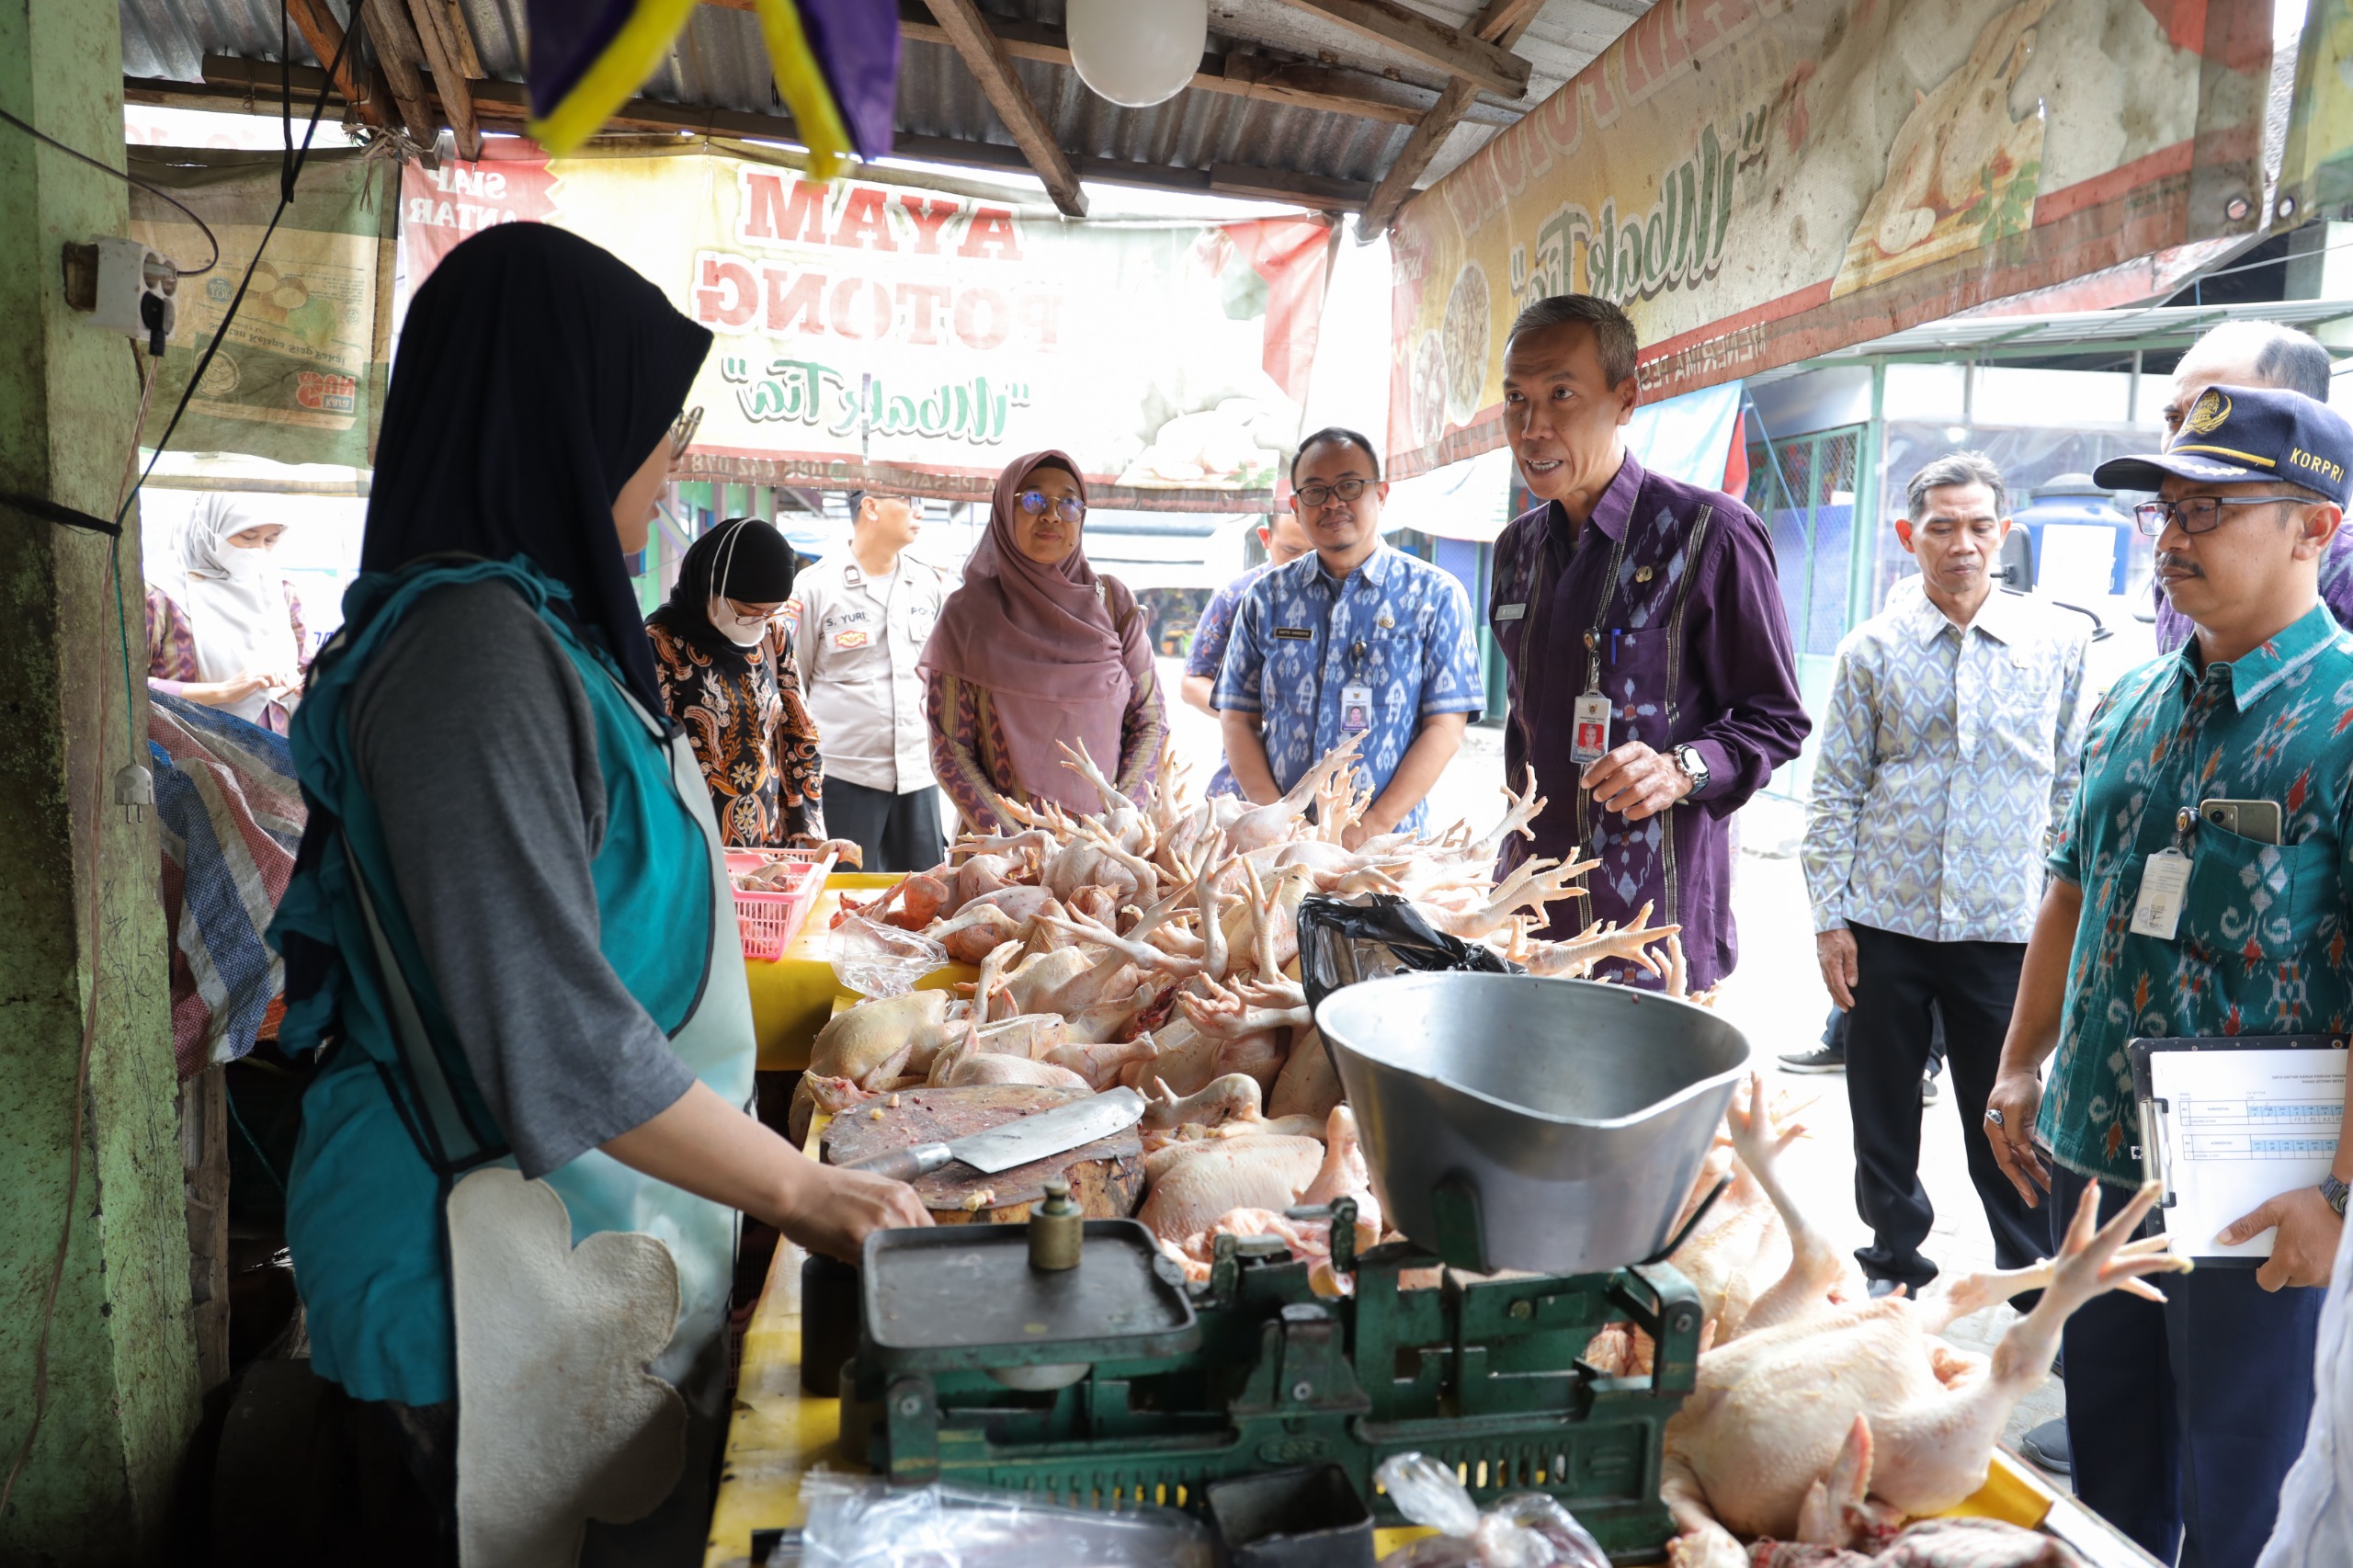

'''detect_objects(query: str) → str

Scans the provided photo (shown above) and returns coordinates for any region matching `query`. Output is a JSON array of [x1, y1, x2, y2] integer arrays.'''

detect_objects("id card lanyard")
[[1569, 528, 1632, 767], [1337, 608, 1392, 737], [2130, 809, 2199, 941]]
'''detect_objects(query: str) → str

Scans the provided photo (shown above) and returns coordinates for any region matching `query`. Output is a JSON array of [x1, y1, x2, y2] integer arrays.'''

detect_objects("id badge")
[[1338, 682, 1374, 735], [1571, 689, 1612, 766], [2129, 848, 2191, 940]]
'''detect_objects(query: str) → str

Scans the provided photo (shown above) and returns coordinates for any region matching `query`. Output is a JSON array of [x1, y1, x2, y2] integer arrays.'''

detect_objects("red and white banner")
[[403, 146, 1334, 507]]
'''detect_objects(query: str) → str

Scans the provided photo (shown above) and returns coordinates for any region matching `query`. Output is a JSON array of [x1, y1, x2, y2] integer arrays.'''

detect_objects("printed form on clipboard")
[[2129, 1034, 2349, 1264]]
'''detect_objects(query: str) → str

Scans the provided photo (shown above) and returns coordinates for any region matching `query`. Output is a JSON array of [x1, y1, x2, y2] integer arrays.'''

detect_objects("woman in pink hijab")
[[921, 451, 1166, 831]]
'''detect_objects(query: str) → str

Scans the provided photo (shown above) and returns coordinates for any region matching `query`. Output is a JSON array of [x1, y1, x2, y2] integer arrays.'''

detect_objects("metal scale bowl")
[[1317, 971, 1752, 1275], [838, 972, 1753, 1563]]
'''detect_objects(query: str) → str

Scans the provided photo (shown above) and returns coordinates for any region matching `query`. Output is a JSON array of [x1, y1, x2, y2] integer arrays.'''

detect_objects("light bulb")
[[1067, 0, 1210, 108]]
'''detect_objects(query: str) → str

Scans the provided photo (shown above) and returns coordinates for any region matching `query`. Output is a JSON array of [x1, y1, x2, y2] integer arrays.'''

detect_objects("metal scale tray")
[[862, 1220, 1199, 1373]]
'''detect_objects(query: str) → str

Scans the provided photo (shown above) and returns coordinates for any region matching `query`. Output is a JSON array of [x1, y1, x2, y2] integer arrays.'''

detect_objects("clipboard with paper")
[[2128, 1034, 2348, 1265]]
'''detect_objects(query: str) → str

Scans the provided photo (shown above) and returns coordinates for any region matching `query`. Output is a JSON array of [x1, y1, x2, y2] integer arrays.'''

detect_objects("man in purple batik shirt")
[[1488, 295, 1809, 992], [2147, 321, 2353, 653]]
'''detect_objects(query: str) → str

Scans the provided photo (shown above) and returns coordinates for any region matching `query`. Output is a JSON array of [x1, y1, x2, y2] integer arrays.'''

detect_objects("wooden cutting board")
[[819, 1085, 1144, 1225]]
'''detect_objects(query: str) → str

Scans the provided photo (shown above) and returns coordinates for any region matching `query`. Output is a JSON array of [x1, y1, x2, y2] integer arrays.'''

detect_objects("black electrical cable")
[[0, 4, 367, 1513], [0, 106, 222, 276], [112, 0, 363, 534]]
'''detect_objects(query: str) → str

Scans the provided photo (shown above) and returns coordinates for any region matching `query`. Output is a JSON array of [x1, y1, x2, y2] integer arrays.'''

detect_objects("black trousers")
[[2052, 1164, 2321, 1568], [823, 777, 946, 873], [1845, 922, 2047, 1289]]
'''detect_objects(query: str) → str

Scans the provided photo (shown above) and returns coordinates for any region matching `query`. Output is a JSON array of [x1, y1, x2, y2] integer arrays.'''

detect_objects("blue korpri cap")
[[2094, 383, 2353, 507]]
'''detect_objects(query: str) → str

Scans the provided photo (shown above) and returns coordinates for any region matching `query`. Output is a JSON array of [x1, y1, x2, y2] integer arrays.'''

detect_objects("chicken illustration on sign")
[[1829, 0, 2052, 299]]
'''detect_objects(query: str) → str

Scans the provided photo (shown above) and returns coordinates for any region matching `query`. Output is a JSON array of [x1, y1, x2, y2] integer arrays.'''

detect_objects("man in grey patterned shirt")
[[1802, 452, 2092, 1300]]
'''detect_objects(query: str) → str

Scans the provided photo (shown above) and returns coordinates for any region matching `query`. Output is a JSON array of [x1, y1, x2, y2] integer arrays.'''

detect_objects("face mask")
[[218, 543, 272, 582], [708, 597, 770, 649]]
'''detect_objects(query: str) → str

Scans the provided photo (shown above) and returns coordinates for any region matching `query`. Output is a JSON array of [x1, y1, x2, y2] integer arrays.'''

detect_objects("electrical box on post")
[[63, 235, 178, 355]]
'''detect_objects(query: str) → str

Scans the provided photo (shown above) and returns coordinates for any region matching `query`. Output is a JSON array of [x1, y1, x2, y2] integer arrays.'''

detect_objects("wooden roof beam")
[[896, 0, 1087, 215], [404, 0, 483, 159], [175, 59, 1372, 213], [1267, 0, 1530, 99], [282, 0, 386, 127], [698, 0, 1513, 130], [356, 0, 439, 147], [1358, 0, 1542, 236]]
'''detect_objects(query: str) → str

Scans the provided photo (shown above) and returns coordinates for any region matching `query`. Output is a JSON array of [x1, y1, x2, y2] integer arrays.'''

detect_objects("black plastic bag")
[[1295, 893, 1520, 1015]]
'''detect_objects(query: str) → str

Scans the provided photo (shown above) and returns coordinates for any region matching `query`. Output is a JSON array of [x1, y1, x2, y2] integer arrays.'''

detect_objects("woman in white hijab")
[[154, 495, 310, 731]]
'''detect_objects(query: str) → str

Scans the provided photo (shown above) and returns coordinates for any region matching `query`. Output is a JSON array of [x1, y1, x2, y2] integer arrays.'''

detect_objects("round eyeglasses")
[[1017, 490, 1085, 526], [1295, 477, 1371, 508], [2131, 494, 2312, 537]]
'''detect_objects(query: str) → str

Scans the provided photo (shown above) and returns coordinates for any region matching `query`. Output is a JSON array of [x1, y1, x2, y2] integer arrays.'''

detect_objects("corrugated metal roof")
[[119, 0, 1658, 201], [1758, 299, 2353, 375]]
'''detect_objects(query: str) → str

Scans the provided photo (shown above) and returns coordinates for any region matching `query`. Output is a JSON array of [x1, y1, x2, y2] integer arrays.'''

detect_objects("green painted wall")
[[0, 0, 202, 1559]]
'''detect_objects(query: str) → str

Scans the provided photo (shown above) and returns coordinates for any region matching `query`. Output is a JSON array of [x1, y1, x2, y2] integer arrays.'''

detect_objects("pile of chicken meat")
[[790, 738, 2186, 1566]]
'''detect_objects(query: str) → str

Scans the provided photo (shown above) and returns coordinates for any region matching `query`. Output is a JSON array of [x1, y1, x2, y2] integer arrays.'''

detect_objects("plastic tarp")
[[1384, 381, 1743, 543]]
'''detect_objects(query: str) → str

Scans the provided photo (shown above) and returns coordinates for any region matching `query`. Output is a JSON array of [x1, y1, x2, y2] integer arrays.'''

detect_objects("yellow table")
[[699, 1233, 1435, 1566], [700, 1234, 2114, 1568], [742, 874, 975, 1072]]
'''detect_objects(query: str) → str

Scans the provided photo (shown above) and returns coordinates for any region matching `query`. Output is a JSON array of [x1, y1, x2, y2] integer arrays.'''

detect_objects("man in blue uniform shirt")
[[1215, 427, 1483, 844]]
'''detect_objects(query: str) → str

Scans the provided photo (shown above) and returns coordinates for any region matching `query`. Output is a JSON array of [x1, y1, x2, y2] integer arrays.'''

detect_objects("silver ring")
[[1984, 1108, 2006, 1128]]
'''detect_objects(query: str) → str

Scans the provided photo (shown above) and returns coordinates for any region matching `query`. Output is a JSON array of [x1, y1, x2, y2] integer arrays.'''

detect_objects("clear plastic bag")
[[1374, 1455, 1610, 1568], [791, 1472, 1215, 1568], [829, 914, 949, 998]]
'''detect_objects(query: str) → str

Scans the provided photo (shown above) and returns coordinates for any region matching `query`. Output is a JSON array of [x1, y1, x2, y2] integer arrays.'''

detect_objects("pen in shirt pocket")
[[1609, 629, 1621, 668]]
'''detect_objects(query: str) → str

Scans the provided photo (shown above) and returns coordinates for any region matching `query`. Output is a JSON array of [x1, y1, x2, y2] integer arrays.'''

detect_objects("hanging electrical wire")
[[0, 1, 372, 1517]]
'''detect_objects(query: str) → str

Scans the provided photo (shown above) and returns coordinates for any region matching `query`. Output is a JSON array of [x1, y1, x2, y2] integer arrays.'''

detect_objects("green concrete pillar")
[[0, 0, 202, 1559]]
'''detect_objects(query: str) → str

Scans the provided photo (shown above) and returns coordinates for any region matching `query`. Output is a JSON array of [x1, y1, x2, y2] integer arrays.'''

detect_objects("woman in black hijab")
[[647, 517, 847, 853], [271, 223, 925, 1563]]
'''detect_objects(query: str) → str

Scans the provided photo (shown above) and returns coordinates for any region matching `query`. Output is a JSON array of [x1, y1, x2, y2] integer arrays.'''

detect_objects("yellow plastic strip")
[[754, 0, 857, 181], [527, 0, 706, 156]]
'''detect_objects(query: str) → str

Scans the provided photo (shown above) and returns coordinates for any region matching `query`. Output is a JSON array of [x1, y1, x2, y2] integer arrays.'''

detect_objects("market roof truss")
[[1358, 0, 1542, 235], [126, 0, 1656, 216]]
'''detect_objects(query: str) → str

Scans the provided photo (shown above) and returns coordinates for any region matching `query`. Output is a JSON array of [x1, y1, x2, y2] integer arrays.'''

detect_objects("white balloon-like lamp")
[[1067, 0, 1210, 108]]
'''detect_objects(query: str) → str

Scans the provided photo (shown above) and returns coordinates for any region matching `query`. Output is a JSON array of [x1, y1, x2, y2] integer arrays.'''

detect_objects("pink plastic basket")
[[724, 848, 836, 962]]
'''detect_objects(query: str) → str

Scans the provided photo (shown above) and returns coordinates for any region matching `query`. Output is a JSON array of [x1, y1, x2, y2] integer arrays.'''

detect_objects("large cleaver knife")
[[834, 1086, 1147, 1184]]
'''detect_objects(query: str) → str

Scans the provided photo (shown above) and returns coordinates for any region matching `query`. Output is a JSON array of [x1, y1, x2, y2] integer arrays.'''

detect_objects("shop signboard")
[[2283, 0, 2353, 220], [402, 144, 1334, 508], [129, 149, 399, 468], [1388, 0, 2272, 479]]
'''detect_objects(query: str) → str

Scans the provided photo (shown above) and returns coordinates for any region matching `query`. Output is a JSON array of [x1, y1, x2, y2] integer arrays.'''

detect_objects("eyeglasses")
[[668, 405, 705, 461], [1017, 490, 1085, 526], [1295, 478, 1371, 509], [2131, 494, 2311, 537]]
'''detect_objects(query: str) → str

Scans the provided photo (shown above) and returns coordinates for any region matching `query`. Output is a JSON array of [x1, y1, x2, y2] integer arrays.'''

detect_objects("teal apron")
[[271, 556, 755, 1562]]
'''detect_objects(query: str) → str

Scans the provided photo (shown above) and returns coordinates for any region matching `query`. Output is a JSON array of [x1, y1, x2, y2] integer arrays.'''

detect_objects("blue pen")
[[1609, 629, 1621, 668]]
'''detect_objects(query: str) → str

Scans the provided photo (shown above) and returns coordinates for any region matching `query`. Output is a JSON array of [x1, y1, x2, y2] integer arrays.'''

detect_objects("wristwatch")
[[1672, 744, 1711, 795], [2323, 1174, 2349, 1218]]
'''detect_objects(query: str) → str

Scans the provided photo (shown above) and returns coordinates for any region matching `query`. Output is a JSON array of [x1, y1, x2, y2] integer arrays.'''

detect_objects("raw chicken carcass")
[[1137, 1134, 1324, 1242], [790, 990, 958, 1141], [1040, 1034, 1159, 1091], [1266, 1026, 1342, 1119], [927, 1028, 1092, 1090], [1660, 1075, 2188, 1565]]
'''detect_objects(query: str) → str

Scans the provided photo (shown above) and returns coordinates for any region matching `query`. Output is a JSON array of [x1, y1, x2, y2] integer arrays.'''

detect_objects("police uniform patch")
[[835, 630, 870, 650]]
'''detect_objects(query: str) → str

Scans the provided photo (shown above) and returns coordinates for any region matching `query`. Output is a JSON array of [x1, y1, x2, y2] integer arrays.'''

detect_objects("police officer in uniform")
[[786, 490, 952, 870]]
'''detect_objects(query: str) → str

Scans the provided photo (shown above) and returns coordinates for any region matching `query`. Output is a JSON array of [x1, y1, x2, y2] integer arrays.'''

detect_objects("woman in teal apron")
[[269, 223, 928, 1565]]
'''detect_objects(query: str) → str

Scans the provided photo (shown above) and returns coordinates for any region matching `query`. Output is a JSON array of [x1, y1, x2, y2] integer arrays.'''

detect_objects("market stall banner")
[[130, 149, 399, 470], [1387, 0, 2271, 480], [2283, 0, 2353, 219], [401, 145, 1334, 508]]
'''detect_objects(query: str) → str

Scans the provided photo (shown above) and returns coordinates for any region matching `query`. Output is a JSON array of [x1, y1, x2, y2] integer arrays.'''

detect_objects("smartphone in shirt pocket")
[[2200, 799, 2282, 846]]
